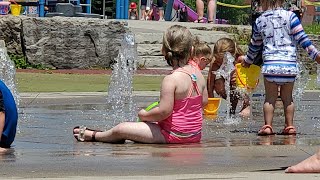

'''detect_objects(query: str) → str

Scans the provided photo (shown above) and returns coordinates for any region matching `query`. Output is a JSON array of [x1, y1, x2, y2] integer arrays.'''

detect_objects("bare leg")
[[141, 10, 146, 20], [195, 0, 204, 21], [261, 78, 278, 134], [280, 82, 295, 128], [158, 9, 164, 20], [285, 149, 320, 173], [207, 0, 216, 22], [74, 122, 166, 144]]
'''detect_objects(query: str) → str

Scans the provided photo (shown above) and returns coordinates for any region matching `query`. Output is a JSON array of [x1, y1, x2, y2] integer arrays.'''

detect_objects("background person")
[[129, 2, 138, 20], [195, 0, 216, 23], [141, 0, 164, 21]]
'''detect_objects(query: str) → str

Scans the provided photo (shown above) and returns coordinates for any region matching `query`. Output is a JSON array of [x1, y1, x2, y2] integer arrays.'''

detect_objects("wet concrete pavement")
[[1, 91, 320, 179]]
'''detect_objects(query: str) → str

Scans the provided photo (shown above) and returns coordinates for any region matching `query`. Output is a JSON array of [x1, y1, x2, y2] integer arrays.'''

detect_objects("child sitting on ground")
[[188, 37, 212, 71], [73, 25, 209, 144], [207, 37, 251, 117], [240, 0, 320, 136], [144, 6, 153, 20], [0, 80, 18, 152], [128, 2, 138, 20]]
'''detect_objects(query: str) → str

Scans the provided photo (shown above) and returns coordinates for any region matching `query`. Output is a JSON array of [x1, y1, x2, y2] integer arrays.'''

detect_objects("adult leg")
[[195, 0, 205, 22], [207, 0, 216, 23], [140, 0, 147, 20], [259, 78, 278, 134], [74, 122, 166, 143], [157, 0, 164, 20], [280, 82, 296, 133], [285, 149, 320, 173]]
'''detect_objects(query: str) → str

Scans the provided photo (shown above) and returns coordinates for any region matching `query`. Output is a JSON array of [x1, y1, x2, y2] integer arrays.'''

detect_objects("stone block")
[[22, 17, 127, 69]]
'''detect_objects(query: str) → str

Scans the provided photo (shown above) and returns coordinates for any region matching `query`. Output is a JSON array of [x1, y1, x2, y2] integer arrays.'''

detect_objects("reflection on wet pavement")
[[1, 94, 318, 178]]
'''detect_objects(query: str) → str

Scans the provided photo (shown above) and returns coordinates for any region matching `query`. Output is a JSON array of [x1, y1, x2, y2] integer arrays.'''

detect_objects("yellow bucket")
[[203, 98, 221, 115], [10, 4, 21, 16], [235, 63, 261, 92]]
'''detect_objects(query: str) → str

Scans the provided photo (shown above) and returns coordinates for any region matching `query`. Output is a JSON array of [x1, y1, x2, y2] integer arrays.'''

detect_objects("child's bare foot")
[[285, 150, 320, 173], [0, 147, 8, 153], [239, 106, 251, 117], [258, 125, 275, 136]]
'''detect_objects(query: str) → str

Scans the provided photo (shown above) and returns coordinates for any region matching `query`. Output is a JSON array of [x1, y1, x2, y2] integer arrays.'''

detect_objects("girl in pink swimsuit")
[[73, 25, 210, 144]]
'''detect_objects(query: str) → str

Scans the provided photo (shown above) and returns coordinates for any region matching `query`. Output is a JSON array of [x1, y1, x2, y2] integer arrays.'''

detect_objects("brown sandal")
[[194, 18, 205, 23], [73, 126, 102, 142]]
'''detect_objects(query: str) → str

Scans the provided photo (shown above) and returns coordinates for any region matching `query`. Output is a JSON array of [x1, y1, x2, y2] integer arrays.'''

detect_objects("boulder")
[[0, 16, 127, 69]]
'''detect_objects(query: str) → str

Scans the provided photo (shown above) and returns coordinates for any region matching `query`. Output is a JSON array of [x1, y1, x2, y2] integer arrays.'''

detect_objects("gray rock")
[[22, 17, 127, 69], [0, 16, 22, 54]]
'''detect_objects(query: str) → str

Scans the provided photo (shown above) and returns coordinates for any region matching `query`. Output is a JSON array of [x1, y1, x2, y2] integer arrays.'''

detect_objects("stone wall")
[[0, 16, 127, 69]]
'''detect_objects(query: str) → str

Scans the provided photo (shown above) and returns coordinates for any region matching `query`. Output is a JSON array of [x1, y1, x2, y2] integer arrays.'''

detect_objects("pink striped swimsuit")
[[158, 68, 203, 144]]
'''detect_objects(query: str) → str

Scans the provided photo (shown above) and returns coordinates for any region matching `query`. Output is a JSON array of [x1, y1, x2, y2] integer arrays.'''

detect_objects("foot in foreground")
[[239, 106, 251, 117], [285, 150, 320, 173]]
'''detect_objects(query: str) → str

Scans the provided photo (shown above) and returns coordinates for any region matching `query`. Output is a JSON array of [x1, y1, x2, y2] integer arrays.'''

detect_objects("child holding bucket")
[[73, 25, 208, 144], [207, 37, 251, 117], [241, 0, 320, 136]]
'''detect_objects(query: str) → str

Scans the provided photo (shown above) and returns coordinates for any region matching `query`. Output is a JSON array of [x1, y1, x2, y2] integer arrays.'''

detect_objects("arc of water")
[[105, 32, 137, 129]]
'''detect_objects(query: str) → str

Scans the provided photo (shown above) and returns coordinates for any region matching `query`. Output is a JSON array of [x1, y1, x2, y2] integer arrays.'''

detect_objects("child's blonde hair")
[[193, 37, 213, 61], [213, 37, 244, 62], [162, 25, 193, 66]]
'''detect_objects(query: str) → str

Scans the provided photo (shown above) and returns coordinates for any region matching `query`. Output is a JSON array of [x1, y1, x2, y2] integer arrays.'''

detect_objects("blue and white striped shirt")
[[245, 8, 319, 77]]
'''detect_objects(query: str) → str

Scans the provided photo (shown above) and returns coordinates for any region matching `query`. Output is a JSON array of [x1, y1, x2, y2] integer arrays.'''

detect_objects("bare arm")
[[244, 21, 263, 64], [290, 13, 320, 62], [0, 112, 4, 141], [207, 63, 214, 98], [202, 84, 208, 107], [138, 75, 175, 122]]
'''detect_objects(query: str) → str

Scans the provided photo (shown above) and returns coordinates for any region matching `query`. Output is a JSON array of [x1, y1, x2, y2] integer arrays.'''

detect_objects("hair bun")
[[165, 51, 173, 61]]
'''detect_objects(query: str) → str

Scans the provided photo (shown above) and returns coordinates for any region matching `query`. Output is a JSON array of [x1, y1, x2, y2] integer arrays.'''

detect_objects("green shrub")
[[8, 53, 47, 69]]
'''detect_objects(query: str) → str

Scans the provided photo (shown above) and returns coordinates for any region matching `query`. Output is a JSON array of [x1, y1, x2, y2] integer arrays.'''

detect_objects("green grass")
[[306, 74, 320, 90], [16, 73, 163, 92], [304, 24, 320, 35], [15, 73, 320, 93]]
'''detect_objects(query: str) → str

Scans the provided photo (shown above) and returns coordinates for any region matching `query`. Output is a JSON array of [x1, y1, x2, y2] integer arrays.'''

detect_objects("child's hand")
[[138, 109, 148, 121], [241, 60, 251, 68], [236, 55, 245, 64]]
